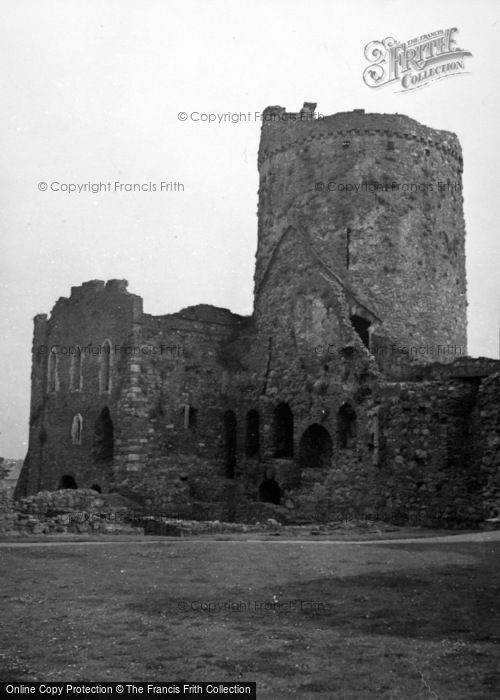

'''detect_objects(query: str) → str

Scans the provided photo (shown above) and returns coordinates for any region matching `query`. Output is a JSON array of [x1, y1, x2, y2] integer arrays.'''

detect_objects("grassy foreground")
[[0, 536, 499, 699]]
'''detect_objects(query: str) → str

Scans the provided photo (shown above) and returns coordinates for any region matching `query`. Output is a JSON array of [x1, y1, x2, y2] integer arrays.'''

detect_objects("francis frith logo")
[[363, 28, 472, 92]]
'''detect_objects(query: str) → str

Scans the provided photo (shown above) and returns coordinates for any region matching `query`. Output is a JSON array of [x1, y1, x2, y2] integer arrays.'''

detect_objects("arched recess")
[[58, 475, 77, 489], [245, 410, 260, 458], [338, 403, 357, 448], [299, 424, 333, 470], [71, 414, 83, 445], [273, 402, 293, 458], [93, 407, 114, 461], [70, 348, 83, 391], [47, 348, 58, 393], [259, 478, 281, 504], [100, 339, 112, 393], [223, 410, 237, 478]]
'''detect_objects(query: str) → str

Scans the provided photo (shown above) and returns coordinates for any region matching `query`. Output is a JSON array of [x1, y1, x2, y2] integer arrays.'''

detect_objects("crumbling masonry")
[[16, 103, 500, 526]]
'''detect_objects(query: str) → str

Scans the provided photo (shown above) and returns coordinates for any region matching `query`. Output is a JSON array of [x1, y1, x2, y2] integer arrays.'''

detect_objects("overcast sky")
[[1, 0, 499, 458]]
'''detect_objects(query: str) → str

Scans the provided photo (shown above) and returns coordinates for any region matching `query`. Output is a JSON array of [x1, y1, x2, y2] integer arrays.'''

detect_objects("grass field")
[[1, 535, 499, 699]]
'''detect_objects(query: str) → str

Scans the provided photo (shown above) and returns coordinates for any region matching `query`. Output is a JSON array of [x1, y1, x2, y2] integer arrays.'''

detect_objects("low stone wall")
[[7, 488, 244, 535], [11, 489, 142, 535]]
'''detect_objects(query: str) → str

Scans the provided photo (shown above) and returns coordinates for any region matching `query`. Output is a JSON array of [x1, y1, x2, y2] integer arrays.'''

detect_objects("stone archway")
[[299, 424, 333, 470], [259, 478, 281, 504], [58, 475, 77, 489]]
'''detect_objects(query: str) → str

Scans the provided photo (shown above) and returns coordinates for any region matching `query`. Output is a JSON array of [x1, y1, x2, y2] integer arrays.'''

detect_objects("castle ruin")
[[16, 103, 500, 526]]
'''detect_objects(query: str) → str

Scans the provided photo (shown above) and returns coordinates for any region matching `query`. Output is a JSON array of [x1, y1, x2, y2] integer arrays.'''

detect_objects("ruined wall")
[[374, 379, 482, 525], [470, 373, 500, 520], [16, 280, 143, 497], [112, 304, 249, 517], [16, 271, 498, 526], [231, 224, 383, 517], [234, 375, 492, 527], [16, 278, 251, 513], [255, 105, 467, 357]]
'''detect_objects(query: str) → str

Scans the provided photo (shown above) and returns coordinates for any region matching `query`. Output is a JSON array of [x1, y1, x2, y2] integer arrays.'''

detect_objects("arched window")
[[338, 403, 357, 448], [91, 483, 102, 493], [47, 348, 58, 393], [245, 410, 260, 458], [99, 339, 112, 393], [93, 407, 114, 461], [71, 414, 83, 445], [58, 475, 77, 489], [183, 404, 198, 429], [369, 406, 381, 467], [223, 410, 237, 478], [273, 403, 293, 458], [299, 424, 333, 470], [70, 348, 83, 390]]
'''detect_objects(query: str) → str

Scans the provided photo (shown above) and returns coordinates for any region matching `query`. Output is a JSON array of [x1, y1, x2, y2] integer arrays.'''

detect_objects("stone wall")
[[112, 305, 249, 511], [374, 379, 482, 525], [0, 458, 16, 533], [471, 373, 500, 520], [15, 280, 143, 497]]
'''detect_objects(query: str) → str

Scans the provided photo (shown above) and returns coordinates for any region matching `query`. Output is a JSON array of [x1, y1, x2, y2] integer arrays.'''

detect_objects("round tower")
[[254, 103, 467, 359]]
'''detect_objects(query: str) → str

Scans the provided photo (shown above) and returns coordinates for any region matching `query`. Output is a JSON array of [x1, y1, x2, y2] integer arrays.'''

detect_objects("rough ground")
[[0, 531, 499, 699]]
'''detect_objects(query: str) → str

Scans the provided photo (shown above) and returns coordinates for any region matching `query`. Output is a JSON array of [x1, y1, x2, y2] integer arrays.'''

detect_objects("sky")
[[1, 0, 499, 458]]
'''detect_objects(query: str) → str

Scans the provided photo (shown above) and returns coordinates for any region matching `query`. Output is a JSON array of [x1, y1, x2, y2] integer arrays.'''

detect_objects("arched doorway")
[[259, 479, 281, 504], [273, 403, 293, 458], [58, 475, 77, 489], [93, 407, 114, 461], [223, 410, 237, 478], [91, 483, 102, 493], [299, 424, 333, 469]]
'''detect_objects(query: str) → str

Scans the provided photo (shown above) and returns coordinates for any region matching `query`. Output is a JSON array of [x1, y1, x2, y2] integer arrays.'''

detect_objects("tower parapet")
[[258, 103, 462, 169]]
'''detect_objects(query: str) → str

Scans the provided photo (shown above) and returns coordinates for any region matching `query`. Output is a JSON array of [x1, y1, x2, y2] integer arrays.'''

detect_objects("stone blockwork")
[[16, 103, 500, 528], [17, 279, 143, 497], [374, 380, 482, 525]]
